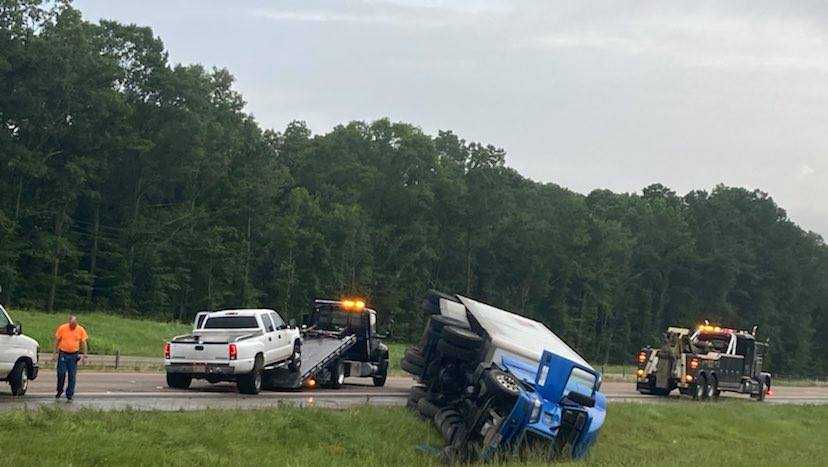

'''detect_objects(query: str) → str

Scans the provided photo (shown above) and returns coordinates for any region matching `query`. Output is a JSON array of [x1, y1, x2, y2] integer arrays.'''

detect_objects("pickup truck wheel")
[[289, 342, 302, 372], [8, 361, 29, 396], [442, 326, 483, 350], [484, 369, 522, 407], [238, 357, 263, 395], [436, 339, 479, 363], [166, 373, 192, 389]]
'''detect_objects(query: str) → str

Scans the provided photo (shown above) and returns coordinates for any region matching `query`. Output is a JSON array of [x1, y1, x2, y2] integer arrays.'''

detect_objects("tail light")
[[689, 358, 700, 369], [164, 343, 171, 359], [228, 343, 237, 360], [637, 352, 647, 364]]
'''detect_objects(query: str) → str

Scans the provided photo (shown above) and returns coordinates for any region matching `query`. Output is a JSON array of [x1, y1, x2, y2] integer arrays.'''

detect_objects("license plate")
[[192, 364, 207, 373]]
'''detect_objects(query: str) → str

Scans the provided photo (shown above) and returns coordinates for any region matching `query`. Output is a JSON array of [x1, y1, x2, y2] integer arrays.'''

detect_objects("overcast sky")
[[75, 0, 828, 238]]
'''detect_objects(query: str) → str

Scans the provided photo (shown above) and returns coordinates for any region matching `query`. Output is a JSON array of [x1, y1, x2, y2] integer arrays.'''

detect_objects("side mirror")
[[5, 323, 16, 335], [289, 319, 296, 328]]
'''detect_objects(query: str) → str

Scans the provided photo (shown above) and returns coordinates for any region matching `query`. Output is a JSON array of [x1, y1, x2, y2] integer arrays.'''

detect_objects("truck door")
[[259, 314, 279, 364], [0, 308, 14, 377], [270, 312, 292, 360]]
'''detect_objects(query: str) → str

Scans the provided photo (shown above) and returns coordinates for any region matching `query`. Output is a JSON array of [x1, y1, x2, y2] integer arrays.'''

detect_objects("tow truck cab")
[[635, 324, 771, 400], [306, 299, 389, 386]]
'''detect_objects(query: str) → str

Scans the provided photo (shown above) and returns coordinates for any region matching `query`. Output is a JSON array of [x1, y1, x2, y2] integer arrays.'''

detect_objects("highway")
[[1, 372, 826, 411]]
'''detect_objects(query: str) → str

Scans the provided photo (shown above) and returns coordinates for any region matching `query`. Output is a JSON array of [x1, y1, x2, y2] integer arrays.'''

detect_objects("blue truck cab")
[[403, 292, 607, 463]]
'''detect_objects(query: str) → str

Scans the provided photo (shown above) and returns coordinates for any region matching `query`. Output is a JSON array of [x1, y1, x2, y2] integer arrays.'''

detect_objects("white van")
[[0, 303, 39, 396]]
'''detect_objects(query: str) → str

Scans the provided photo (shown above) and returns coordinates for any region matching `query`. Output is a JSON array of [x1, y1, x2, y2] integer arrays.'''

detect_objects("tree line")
[[1, 1, 826, 374]]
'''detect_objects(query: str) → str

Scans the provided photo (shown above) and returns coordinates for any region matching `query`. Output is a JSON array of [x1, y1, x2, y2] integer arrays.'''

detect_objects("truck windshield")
[[695, 333, 730, 352], [203, 316, 259, 329]]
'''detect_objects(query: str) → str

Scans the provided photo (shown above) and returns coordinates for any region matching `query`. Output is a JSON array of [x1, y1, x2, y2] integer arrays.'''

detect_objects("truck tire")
[[483, 369, 522, 407], [289, 342, 302, 372], [166, 372, 192, 389], [329, 361, 345, 389], [692, 375, 707, 401], [372, 360, 388, 387], [238, 356, 263, 395], [407, 385, 428, 410], [708, 376, 719, 400], [442, 326, 483, 350], [8, 360, 29, 396], [436, 339, 479, 363], [417, 397, 440, 419], [400, 357, 424, 376], [404, 347, 426, 367]]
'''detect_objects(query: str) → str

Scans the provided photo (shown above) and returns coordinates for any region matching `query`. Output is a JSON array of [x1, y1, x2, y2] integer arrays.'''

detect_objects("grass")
[[8, 309, 190, 358], [0, 402, 825, 466]]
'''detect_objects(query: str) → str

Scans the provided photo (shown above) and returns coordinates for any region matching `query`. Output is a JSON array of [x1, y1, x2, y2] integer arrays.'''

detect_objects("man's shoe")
[[55, 392, 62, 399], [66, 397, 73, 403]]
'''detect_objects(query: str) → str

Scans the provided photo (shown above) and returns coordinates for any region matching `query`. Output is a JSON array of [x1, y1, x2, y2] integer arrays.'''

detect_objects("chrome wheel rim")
[[495, 374, 519, 393], [254, 372, 262, 390], [21, 371, 28, 391]]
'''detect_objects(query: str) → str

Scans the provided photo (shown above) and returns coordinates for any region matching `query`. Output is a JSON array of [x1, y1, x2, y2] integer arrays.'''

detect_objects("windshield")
[[695, 333, 730, 352], [203, 316, 259, 329]]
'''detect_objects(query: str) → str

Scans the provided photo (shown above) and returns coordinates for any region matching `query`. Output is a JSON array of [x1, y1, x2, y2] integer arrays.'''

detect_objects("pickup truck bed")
[[267, 332, 357, 389]]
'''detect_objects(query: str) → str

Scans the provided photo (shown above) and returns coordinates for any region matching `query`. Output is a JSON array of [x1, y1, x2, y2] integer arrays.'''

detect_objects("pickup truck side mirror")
[[5, 323, 19, 335]]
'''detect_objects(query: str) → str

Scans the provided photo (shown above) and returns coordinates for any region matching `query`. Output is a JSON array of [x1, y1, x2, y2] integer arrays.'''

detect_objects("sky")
[[74, 0, 828, 238]]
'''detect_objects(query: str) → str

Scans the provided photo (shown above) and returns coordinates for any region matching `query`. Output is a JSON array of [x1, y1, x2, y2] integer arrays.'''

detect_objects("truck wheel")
[[693, 375, 707, 401], [417, 397, 440, 419], [238, 357, 263, 395], [404, 347, 426, 367], [484, 369, 522, 407], [372, 360, 388, 387], [436, 339, 479, 363], [329, 361, 345, 389], [289, 342, 302, 372], [400, 357, 424, 376], [8, 361, 29, 396], [708, 376, 719, 400], [166, 373, 192, 389], [442, 326, 483, 350]]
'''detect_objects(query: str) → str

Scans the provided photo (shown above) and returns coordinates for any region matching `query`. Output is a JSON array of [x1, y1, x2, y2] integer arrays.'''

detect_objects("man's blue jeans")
[[56, 352, 79, 399]]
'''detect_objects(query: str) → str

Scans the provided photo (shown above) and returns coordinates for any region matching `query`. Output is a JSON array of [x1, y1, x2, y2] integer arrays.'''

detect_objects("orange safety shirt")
[[55, 323, 88, 353]]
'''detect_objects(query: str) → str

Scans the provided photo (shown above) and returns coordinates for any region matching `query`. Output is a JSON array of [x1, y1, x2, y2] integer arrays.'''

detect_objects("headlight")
[[529, 395, 542, 423]]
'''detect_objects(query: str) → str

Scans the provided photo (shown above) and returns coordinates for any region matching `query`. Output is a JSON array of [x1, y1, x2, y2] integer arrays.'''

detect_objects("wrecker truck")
[[635, 323, 772, 401]]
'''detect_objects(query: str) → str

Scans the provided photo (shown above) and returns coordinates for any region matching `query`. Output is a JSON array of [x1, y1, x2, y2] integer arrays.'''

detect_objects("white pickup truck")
[[0, 302, 39, 396], [164, 309, 301, 394]]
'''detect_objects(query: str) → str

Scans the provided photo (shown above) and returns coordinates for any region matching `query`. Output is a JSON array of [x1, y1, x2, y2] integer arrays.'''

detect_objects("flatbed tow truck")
[[635, 323, 772, 401], [267, 299, 389, 389]]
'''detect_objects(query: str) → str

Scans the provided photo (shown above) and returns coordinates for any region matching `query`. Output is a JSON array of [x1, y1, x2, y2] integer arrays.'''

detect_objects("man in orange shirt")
[[53, 315, 88, 401]]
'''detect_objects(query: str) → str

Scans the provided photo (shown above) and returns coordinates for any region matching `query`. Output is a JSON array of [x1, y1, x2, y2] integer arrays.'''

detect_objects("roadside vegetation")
[[10, 309, 189, 357], [0, 402, 825, 466]]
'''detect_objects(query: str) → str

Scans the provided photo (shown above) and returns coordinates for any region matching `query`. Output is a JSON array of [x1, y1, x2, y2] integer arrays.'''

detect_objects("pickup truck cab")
[[164, 309, 301, 394], [0, 303, 39, 396], [403, 291, 606, 462]]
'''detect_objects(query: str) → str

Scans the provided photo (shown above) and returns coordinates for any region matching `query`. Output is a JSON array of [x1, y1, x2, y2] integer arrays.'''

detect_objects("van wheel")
[[238, 356, 263, 394], [166, 373, 192, 389], [329, 361, 345, 389], [9, 361, 29, 396]]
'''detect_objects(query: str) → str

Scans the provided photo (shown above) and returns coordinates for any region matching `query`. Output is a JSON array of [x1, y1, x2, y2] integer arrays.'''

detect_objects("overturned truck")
[[402, 291, 606, 463]]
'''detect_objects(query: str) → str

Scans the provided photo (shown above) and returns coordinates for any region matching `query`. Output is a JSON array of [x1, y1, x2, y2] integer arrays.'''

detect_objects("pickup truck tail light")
[[229, 343, 237, 360], [164, 343, 170, 359]]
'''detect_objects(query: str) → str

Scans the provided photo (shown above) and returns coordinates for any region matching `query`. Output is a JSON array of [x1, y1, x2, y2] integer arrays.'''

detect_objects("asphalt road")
[[1, 372, 826, 411]]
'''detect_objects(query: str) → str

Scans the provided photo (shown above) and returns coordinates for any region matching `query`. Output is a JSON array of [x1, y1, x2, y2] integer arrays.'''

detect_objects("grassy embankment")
[[1, 402, 825, 466]]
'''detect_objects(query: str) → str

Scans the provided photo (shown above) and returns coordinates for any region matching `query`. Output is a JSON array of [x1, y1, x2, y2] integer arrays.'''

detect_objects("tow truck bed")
[[267, 332, 357, 389]]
